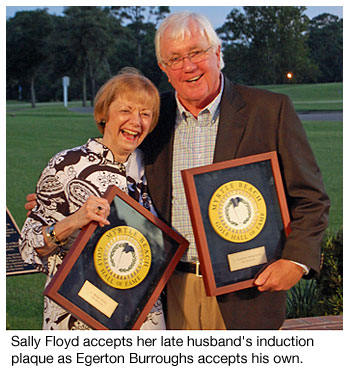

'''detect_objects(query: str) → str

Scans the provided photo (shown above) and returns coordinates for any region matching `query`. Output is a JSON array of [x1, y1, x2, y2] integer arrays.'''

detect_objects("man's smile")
[[185, 74, 204, 83]]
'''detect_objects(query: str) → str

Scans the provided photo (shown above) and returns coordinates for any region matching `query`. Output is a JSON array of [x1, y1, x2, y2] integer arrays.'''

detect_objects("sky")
[[5, 3, 344, 29]]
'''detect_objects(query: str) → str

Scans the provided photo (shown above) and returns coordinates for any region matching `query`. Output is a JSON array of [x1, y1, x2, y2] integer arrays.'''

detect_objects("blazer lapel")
[[144, 91, 177, 223], [214, 77, 248, 163]]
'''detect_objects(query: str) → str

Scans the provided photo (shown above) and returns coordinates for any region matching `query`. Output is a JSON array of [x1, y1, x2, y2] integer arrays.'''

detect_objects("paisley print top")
[[19, 138, 165, 330]]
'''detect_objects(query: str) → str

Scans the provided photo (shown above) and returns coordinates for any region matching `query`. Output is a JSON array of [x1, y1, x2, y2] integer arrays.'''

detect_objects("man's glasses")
[[162, 46, 213, 70]]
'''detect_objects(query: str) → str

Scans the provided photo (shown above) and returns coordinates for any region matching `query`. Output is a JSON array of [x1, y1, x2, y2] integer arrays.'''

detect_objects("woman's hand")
[[38, 195, 111, 257], [25, 194, 110, 227], [70, 195, 111, 229]]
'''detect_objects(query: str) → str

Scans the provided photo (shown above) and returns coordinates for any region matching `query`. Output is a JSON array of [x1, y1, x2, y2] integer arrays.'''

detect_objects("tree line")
[[6, 6, 343, 107]]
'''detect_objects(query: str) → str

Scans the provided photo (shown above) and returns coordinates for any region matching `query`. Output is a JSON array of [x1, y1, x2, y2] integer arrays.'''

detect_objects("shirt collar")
[[87, 138, 130, 170], [175, 73, 224, 122]]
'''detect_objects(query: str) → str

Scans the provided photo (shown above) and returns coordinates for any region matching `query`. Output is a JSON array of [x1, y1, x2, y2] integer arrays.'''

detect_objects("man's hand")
[[25, 193, 37, 216], [254, 259, 304, 292]]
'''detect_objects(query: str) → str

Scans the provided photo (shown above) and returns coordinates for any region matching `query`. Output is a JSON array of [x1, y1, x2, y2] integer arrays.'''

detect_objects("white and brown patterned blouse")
[[19, 138, 165, 330]]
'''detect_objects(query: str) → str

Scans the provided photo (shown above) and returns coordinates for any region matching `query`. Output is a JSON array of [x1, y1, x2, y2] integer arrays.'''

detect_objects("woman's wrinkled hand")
[[72, 195, 111, 229], [38, 195, 111, 257]]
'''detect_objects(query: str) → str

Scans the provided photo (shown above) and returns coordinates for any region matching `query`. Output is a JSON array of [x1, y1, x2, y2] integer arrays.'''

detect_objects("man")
[[26, 11, 329, 330], [141, 12, 329, 329]]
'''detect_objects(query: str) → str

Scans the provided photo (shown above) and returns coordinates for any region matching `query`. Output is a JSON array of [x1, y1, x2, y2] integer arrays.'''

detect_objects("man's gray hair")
[[155, 11, 225, 70]]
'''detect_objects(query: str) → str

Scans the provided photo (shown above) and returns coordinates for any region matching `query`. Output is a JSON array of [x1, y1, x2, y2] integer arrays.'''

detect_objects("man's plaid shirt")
[[171, 79, 224, 262]]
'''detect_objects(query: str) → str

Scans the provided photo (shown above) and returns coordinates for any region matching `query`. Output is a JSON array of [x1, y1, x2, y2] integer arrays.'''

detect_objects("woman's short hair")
[[155, 11, 224, 70], [94, 67, 160, 134]]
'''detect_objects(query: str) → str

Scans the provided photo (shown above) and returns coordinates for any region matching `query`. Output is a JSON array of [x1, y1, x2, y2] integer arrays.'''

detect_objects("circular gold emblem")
[[208, 181, 266, 243], [94, 226, 151, 289]]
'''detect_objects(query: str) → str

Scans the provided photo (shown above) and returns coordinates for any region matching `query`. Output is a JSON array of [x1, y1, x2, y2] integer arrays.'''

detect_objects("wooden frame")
[[181, 151, 290, 296], [44, 185, 189, 329]]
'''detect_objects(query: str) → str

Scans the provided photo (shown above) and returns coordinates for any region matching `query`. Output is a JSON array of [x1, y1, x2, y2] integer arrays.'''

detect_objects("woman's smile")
[[102, 97, 153, 162]]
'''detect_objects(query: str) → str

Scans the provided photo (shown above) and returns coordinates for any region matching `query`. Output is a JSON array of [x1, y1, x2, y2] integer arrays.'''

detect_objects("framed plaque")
[[181, 151, 291, 296], [6, 207, 39, 276], [44, 186, 189, 329]]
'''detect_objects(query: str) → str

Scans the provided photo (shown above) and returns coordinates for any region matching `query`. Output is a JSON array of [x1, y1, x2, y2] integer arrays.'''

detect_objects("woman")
[[19, 68, 165, 330]]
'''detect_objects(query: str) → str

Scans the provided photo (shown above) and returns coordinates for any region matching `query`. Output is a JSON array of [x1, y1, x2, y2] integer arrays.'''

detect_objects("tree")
[[6, 6, 170, 104], [34, 15, 78, 102], [217, 6, 319, 84], [7, 9, 53, 107], [109, 6, 170, 87], [63, 6, 122, 106], [110, 6, 169, 59], [308, 13, 343, 82]]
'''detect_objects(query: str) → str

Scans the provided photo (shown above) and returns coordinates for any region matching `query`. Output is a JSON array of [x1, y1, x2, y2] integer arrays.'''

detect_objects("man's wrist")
[[290, 260, 310, 275]]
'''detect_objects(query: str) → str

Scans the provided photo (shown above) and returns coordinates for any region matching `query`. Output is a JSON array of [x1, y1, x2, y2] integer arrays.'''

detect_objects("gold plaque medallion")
[[208, 181, 267, 243], [94, 226, 151, 289]]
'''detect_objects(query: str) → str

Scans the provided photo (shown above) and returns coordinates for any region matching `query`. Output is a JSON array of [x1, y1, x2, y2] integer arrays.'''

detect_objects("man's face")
[[159, 22, 221, 116]]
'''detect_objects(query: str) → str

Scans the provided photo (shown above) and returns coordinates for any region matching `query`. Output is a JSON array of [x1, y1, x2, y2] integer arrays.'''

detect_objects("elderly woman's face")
[[102, 96, 153, 162]]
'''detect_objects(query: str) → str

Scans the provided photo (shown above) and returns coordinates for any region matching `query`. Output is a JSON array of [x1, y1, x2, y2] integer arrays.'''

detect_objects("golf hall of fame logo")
[[94, 226, 151, 289], [208, 181, 267, 243]]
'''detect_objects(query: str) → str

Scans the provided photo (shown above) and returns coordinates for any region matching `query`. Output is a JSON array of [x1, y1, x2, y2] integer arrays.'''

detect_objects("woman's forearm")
[[37, 213, 81, 257], [35, 195, 110, 257]]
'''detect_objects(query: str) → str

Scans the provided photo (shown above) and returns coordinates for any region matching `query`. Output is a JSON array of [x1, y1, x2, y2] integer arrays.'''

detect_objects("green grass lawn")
[[6, 105, 100, 330], [6, 84, 343, 329], [6, 274, 47, 330], [303, 121, 343, 232], [257, 82, 343, 111], [6, 105, 99, 228]]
